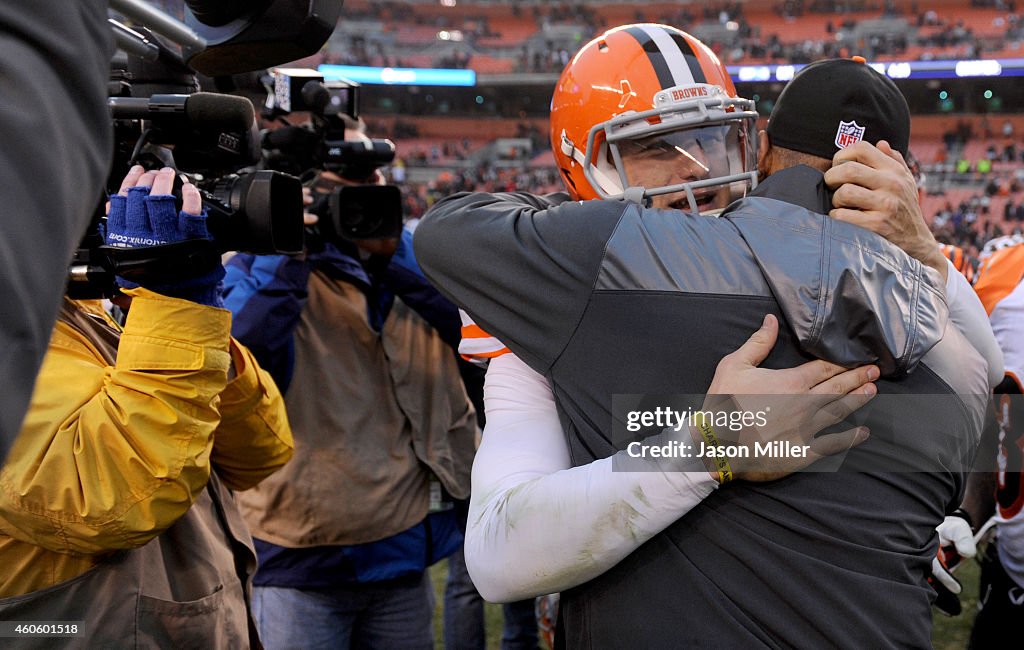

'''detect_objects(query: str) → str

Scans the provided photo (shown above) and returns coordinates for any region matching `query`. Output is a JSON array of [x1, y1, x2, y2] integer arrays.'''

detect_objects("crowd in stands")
[[926, 122, 1024, 255], [398, 165, 560, 222], [135, 0, 1024, 74], [329, 0, 1024, 74], [931, 189, 1024, 253]]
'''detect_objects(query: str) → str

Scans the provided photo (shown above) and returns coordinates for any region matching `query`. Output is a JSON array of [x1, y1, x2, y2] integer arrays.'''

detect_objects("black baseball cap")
[[766, 57, 911, 160]]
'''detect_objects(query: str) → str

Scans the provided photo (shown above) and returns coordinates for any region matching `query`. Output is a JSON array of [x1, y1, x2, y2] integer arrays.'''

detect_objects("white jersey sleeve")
[[464, 353, 717, 602]]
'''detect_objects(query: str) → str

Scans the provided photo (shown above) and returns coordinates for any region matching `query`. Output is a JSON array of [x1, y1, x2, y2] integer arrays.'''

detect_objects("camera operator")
[[0, 2, 113, 459], [0, 166, 294, 647], [223, 115, 476, 650]]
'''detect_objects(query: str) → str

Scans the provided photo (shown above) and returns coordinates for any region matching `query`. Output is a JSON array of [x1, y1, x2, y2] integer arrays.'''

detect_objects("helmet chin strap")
[[561, 130, 624, 198]]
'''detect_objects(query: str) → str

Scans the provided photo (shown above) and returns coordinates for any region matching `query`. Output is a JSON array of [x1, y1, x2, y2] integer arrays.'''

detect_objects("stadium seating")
[[337, 1, 1023, 251], [335, 0, 1024, 74]]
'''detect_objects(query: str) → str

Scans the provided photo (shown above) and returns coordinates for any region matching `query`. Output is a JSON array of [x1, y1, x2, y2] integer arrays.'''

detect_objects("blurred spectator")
[[223, 119, 476, 650]]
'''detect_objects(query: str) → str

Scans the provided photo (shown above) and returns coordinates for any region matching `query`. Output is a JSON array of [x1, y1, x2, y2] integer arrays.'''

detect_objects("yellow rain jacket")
[[0, 289, 293, 599]]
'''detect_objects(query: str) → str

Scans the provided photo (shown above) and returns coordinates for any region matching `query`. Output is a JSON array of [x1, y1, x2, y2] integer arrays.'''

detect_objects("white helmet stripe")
[[637, 24, 696, 88]]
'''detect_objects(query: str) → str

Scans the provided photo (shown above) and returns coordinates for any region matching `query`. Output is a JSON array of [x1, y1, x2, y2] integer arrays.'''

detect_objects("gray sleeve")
[[414, 192, 628, 373], [0, 1, 114, 460], [727, 197, 949, 377]]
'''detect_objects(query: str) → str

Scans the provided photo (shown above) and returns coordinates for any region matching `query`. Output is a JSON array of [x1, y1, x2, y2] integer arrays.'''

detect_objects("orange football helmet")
[[550, 24, 758, 212]]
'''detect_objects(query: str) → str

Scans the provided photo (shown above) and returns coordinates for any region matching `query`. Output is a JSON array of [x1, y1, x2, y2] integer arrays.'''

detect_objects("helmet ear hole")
[[560, 169, 577, 192]]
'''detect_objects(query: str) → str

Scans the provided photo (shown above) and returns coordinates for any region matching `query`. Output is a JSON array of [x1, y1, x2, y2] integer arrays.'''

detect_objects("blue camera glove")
[[106, 185, 225, 308]]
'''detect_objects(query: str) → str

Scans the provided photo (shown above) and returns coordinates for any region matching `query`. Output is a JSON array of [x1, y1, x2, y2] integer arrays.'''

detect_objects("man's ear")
[[757, 130, 771, 178]]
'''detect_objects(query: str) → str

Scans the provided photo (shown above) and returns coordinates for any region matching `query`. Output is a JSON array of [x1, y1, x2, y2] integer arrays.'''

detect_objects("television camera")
[[69, 0, 344, 299], [261, 68, 405, 245]]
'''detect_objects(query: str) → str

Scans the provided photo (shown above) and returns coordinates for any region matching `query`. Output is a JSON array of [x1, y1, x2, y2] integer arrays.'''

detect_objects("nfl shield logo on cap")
[[835, 120, 866, 149]]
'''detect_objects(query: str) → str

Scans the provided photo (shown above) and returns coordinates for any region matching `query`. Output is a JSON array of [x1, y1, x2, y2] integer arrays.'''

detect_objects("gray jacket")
[[415, 166, 988, 648]]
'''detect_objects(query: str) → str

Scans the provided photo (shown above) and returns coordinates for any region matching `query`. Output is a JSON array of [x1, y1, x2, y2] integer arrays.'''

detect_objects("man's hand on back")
[[696, 314, 877, 482], [824, 140, 947, 282]]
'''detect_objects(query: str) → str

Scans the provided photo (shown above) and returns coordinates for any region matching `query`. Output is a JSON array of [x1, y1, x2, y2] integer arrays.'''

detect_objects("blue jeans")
[[501, 599, 539, 650], [444, 547, 484, 649], [444, 547, 539, 650], [252, 573, 434, 650]]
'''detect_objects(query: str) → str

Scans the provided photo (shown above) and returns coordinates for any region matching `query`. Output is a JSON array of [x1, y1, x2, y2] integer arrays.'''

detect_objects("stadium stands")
[[333, 0, 1024, 73], [321, 1, 1024, 254]]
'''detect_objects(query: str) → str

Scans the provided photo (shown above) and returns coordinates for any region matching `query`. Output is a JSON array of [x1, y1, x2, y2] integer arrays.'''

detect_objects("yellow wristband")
[[693, 413, 733, 484]]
